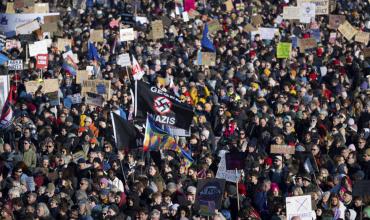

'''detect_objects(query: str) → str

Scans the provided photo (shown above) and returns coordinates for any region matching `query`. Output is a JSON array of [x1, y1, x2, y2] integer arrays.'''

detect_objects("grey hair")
[[37, 202, 50, 217]]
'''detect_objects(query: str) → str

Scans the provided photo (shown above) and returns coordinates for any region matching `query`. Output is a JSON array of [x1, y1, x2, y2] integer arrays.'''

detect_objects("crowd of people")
[[0, 0, 369, 219]]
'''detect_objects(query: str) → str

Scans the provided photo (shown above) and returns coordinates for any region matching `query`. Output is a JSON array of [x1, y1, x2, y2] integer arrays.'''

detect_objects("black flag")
[[111, 112, 137, 149], [135, 81, 194, 130]]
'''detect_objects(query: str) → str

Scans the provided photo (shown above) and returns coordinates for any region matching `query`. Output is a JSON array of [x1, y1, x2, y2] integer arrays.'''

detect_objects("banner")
[[328, 15, 345, 29], [286, 195, 313, 220], [338, 21, 358, 41], [271, 144, 295, 154], [299, 3, 316, 23], [0, 13, 59, 33], [36, 54, 48, 69], [81, 80, 111, 100], [297, 0, 329, 15], [7, 60, 23, 70], [135, 81, 194, 130], [283, 7, 300, 20], [117, 53, 131, 67], [277, 42, 292, 59], [196, 179, 226, 216], [119, 28, 135, 41], [355, 32, 369, 45]]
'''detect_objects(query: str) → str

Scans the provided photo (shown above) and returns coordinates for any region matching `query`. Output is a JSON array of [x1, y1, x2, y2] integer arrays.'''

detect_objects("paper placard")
[[271, 144, 295, 154], [298, 38, 317, 51], [90, 29, 104, 42], [117, 53, 131, 67], [41, 22, 57, 33], [286, 195, 313, 220], [119, 28, 135, 41], [76, 70, 89, 84], [216, 152, 241, 183], [34, 3, 49, 13], [6, 3, 15, 13], [338, 21, 358, 41], [150, 20, 164, 40], [244, 23, 258, 32], [182, 12, 189, 22], [16, 20, 40, 35], [36, 54, 48, 69], [276, 42, 292, 59], [328, 15, 345, 30], [283, 6, 300, 20], [25, 79, 59, 94], [200, 52, 216, 66], [81, 80, 111, 100], [208, 20, 222, 34], [196, 179, 226, 216], [297, 0, 329, 15], [258, 27, 279, 40], [299, 3, 316, 24], [363, 48, 370, 58], [57, 38, 71, 51], [85, 92, 104, 107], [355, 32, 369, 45], [251, 15, 263, 26], [8, 60, 23, 70], [29, 40, 48, 57], [225, 0, 234, 12], [43, 15, 60, 24]]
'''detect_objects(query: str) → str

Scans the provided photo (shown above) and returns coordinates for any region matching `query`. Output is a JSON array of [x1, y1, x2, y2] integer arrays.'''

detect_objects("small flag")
[[111, 112, 138, 149], [201, 23, 216, 52], [131, 55, 144, 80], [0, 85, 15, 130]]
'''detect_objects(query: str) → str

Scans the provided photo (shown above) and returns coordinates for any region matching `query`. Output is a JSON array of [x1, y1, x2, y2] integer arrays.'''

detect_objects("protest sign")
[[329, 32, 337, 43], [277, 42, 292, 59], [150, 20, 164, 40], [70, 93, 82, 104], [328, 15, 345, 29], [161, 16, 172, 27], [297, 0, 329, 15], [258, 27, 279, 40], [216, 153, 241, 183], [182, 12, 189, 22], [208, 20, 222, 34], [0, 13, 60, 33], [7, 60, 23, 70], [286, 195, 313, 220], [225, 0, 234, 12], [225, 152, 245, 170], [76, 70, 89, 84], [6, 3, 15, 13], [236, 3, 245, 11], [271, 144, 295, 154], [41, 22, 57, 33], [34, 3, 49, 13], [119, 28, 135, 41], [309, 29, 321, 42], [298, 38, 317, 51], [29, 40, 48, 57], [355, 32, 369, 45], [353, 180, 370, 197], [188, 9, 200, 18], [90, 29, 104, 42], [197, 52, 216, 66], [43, 15, 60, 24], [81, 80, 111, 100], [57, 38, 71, 51], [283, 7, 300, 20], [16, 20, 40, 35], [299, 3, 316, 23], [85, 92, 104, 107], [62, 50, 79, 64], [135, 16, 149, 25], [5, 40, 21, 51], [35, 54, 48, 69], [0, 76, 9, 112], [244, 24, 258, 32], [364, 48, 370, 58], [25, 79, 59, 94], [338, 21, 358, 41], [251, 15, 263, 26], [196, 179, 226, 216], [45, 91, 60, 106], [14, 0, 25, 9], [72, 151, 86, 163], [117, 53, 131, 67]]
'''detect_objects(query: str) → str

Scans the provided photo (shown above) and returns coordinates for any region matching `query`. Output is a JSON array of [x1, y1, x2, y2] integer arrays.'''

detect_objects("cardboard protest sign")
[[161, 16, 172, 27], [225, 152, 245, 170], [119, 28, 135, 41], [6, 3, 15, 13], [197, 52, 216, 66], [224, 0, 234, 12], [208, 20, 222, 34], [328, 15, 345, 29], [283, 7, 300, 20], [355, 32, 369, 45], [36, 54, 48, 69], [196, 179, 226, 216], [72, 151, 86, 163], [244, 24, 258, 32], [299, 3, 316, 23], [43, 15, 60, 24], [7, 60, 23, 70], [216, 152, 241, 183], [338, 21, 358, 41], [150, 20, 165, 40], [364, 48, 370, 58], [29, 40, 48, 57], [271, 144, 295, 154], [85, 92, 104, 107], [14, 0, 25, 9], [310, 29, 321, 42], [251, 15, 263, 26], [57, 38, 71, 51], [277, 42, 292, 59], [117, 53, 131, 67], [76, 70, 89, 84], [90, 29, 104, 42], [41, 22, 58, 33], [25, 79, 59, 94], [297, 0, 329, 15], [34, 3, 49, 13], [45, 91, 60, 106], [16, 20, 40, 35], [286, 195, 313, 220], [81, 80, 111, 100], [353, 180, 370, 196], [298, 38, 317, 51]]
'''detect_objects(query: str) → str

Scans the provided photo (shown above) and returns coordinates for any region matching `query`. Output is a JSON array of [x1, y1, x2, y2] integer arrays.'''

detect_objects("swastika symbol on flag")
[[153, 96, 172, 114]]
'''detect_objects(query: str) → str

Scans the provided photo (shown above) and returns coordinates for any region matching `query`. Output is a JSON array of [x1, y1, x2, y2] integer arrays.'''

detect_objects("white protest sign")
[[0, 13, 60, 33], [119, 28, 135, 41], [257, 27, 279, 40], [135, 16, 149, 24], [298, 0, 329, 15], [182, 12, 189, 22], [86, 66, 94, 76], [29, 40, 48, 57], [216, 153, 241, 183], [8, 60, 23, 70], [320, 66, 327, 76], [286, 195, 313, 220], [299, 3, 316, 23], [16, 20, 40, 35], [283, 6, 300, 20], [117, 53, 131, 67]]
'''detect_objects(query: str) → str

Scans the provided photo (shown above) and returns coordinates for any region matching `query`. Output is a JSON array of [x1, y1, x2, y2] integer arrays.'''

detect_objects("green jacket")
[[23, 148, 37, 168]]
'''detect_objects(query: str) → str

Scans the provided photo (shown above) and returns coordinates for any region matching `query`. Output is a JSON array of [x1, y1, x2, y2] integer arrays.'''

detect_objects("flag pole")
[[236, 168, 240, 211], [134, 79, 138, 117]]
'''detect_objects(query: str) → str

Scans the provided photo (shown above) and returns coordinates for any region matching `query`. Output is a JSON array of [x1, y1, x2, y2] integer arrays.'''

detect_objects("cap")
[[65, 116, 74, 123], [77, 158, 86, 164], [187, 186, 196, 195]]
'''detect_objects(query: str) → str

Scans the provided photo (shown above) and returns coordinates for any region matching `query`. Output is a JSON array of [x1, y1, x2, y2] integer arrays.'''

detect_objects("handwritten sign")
[[355, 32, 369, 45], [117, 53, 131, 67], [286, 195, 313, 220], [76, 70, 89, 84], [25, 79, 59, 94], [328, 15, 345, 29], [196, 179, 225, 216], [34, 3, 49, 13], [90, 29, 104, 42], [283, 6, 300, 20], [277, 42, 292, 59], [299, 3, 316, 23], [119, 28, 135, 41], [298, 38, 317, 51], [364, 48, 370, 58], [8, 60, 23, 70], [298, 0, 329, 15], [216, 153, 241, 183], [57, 38, 71, 52], [338, 21, 358, 41], [81, 80, 111, 100], [150, 20, 164, 40], [225, 0, 234, 12], [36, 54, 48, 69], [251, 15, 263, 26], [271, 144, 295, 154]]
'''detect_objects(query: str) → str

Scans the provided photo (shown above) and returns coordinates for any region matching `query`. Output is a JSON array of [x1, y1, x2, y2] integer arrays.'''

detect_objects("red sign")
[[36, 54, 48, 69]]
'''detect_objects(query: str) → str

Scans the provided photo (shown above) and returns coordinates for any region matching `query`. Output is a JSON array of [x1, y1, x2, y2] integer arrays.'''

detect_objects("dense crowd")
[[0, 0, 369, 219]]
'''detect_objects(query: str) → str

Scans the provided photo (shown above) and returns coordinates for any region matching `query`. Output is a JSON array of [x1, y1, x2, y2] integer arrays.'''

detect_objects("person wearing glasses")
[[21, 140, 36, 170]]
